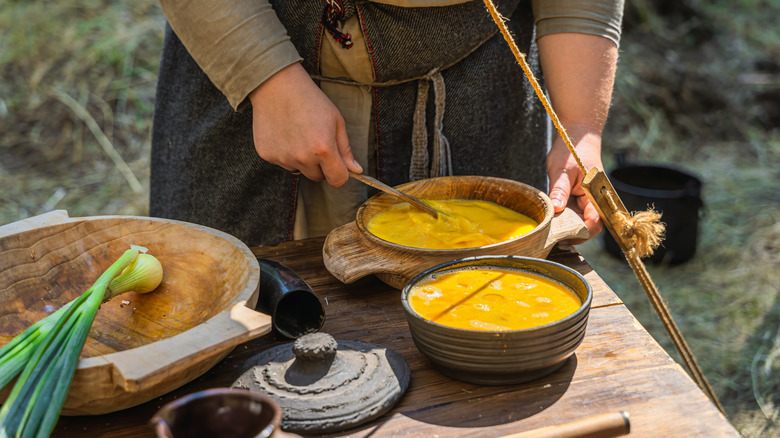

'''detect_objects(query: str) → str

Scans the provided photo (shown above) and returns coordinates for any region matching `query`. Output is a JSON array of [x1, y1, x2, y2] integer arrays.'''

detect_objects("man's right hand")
[[249, 62, 363, 187]]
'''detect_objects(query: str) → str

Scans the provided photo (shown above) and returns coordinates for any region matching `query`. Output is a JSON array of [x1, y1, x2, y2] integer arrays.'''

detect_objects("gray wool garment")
[[150, 0, 549, 247]]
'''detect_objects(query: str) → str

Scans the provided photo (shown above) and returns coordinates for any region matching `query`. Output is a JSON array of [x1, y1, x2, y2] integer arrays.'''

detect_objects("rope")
[[410, 77, 431, 180], [321, 0, 353, 49], [481, 0, 586, 174], [409, 69, 452, 180], [480, 0, 725, 415], [602, 188, 665, 259], [625, 253, 725, 414], [429, 71, 452, 178]]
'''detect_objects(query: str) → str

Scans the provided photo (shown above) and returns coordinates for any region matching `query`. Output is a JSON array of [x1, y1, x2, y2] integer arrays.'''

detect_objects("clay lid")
[[231, 333, 410, 434]]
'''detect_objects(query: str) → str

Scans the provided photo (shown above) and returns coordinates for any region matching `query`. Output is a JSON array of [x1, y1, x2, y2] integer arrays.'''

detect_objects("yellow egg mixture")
[[409, 267, 582, 331], [366, 199, 537, 249]]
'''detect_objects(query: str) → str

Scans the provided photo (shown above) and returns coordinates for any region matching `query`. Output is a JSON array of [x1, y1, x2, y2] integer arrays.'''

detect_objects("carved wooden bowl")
[[323, 175, 589, 289], [401, 255, 592, 385], [0, 214, 271, 415]]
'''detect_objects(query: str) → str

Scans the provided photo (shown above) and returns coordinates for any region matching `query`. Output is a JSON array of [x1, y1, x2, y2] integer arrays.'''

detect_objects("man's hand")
[[546, 125, 604, 243], [249, 62, 363, 187]]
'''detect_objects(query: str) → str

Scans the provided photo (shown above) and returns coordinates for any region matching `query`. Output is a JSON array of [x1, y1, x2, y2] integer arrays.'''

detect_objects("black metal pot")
[[603, 156, 704, 265]]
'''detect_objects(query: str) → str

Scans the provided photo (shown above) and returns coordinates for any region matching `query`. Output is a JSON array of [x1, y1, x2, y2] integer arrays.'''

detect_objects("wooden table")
[[53, 237, 739, 437]]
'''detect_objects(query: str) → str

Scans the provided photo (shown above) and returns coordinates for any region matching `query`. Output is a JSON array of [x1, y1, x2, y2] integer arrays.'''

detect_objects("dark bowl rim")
[[400, 255, 593, 334], [150, 387, 283, 419]]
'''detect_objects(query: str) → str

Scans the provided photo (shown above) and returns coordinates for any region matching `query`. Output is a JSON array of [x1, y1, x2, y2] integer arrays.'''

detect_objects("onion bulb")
[[106, 252, 163, 300]]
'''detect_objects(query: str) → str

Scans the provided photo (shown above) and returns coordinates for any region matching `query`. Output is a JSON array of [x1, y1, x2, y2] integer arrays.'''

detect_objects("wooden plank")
[[359, 364, 732, 438], [50, 238, 737, 437]]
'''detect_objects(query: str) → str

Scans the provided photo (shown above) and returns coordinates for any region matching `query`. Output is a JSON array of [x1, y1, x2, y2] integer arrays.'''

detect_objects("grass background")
[[1, 0, 778, 436]]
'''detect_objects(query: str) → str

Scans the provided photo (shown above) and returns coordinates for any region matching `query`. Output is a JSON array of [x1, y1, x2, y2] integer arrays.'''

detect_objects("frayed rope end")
[[615, 208, 666, 259]]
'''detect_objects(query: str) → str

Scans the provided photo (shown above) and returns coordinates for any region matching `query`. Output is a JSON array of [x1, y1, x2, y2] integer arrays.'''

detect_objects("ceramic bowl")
[[401, 255, 592, 385], [324, 175, 589, 289], [150, 388, 283, 438], [0, 214, 270, 415]]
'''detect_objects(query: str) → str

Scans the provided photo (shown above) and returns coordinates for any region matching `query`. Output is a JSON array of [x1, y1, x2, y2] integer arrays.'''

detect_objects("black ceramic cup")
[[150, 388, 282, 438]]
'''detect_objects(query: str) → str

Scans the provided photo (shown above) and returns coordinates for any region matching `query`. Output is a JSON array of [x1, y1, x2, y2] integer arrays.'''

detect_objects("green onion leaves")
[[0, 246, 163, 438]]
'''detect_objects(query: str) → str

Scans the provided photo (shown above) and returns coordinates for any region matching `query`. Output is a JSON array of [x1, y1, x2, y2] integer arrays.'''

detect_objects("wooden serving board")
[[0, 212, 272, 415]]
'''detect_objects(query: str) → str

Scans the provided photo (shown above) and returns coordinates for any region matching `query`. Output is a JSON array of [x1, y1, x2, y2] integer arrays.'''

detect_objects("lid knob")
[[292, 332, 337, 361]]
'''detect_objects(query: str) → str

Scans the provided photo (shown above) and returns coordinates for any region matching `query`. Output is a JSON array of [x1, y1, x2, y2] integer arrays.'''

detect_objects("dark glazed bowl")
[[401, 256, 592, 385], [150, 388, 282, 438]]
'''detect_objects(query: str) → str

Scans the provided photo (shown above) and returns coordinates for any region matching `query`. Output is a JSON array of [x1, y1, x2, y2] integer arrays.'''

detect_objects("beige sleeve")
[[158, 0, 303, 111], [532, 0, 625, 46]]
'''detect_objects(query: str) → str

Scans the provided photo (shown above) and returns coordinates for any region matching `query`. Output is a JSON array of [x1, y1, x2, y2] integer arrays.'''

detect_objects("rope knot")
[[322, 0, 353, 49], [615, 207, 666, 259], [602, 187, 665, 259]]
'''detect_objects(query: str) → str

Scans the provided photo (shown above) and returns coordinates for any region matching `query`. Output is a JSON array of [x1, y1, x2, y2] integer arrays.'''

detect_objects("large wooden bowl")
[[323, 176, 589, 289], [0, 213, 271, 415]]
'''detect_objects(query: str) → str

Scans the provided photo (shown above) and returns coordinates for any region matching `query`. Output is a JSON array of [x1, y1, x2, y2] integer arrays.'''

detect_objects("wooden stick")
[[497, 411, 630, 438], [481, 0, 726, 415], [582, 168, 726, 415]]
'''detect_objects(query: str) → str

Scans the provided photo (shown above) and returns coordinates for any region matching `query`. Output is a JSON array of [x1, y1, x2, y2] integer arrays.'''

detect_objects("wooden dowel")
[[497, 411, 630, 438], [485, 0, 725, 418], [582, 168, 726, 415]]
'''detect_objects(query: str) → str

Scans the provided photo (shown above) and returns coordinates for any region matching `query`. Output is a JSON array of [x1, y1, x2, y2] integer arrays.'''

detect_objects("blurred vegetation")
[[580, 0, 780, 436], [1, 0, 779, 436], [0, 1, 162, 220]]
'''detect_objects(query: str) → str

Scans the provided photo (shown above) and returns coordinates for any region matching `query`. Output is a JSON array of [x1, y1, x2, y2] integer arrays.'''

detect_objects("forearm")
[[537, 32, 618, 141], [158, 0, 302, 110], [539, 33, 618, 240]]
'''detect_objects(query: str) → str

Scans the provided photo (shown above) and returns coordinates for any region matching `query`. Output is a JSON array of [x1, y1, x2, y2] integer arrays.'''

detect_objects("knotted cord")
[[321, 0, 353, 49], [481, 0, 725, 415], [601, 188, 665, 259]]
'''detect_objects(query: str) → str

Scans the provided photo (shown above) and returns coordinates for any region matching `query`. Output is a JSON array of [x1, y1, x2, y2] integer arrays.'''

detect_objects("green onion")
[[0, 245, 163, 438], [105, 253, 164, 300]]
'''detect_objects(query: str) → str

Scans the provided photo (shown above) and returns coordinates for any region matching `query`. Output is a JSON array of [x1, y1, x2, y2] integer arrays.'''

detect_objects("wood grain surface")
[[0, 215, 270, 415], [49, 237, 738, 437]]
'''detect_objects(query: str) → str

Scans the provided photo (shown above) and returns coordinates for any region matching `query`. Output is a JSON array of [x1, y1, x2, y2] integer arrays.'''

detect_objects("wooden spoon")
[[349, 173, 440, 219]]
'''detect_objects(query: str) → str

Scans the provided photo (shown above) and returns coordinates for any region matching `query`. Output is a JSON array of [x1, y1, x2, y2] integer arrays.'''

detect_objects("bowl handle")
[[93, 302, 272, 392], [543, 207, 589, 252], [323, 222, 402, 284], [0, 210, 73, 238]]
